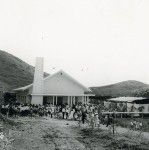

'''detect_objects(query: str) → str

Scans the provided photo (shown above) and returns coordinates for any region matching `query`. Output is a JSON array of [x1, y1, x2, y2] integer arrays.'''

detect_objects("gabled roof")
[[13, 70, 92, 93]]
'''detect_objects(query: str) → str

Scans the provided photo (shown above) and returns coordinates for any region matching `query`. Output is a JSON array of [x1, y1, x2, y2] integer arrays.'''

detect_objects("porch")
[[43, 95, 90, 106]]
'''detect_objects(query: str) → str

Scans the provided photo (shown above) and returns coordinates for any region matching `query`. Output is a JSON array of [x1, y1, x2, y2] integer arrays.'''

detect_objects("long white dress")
[[69, 109, 75, 119]]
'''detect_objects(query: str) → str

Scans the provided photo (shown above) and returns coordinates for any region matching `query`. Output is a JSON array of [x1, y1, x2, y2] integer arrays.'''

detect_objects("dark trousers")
[[66, 113, 68, 119], [62, 112, 65, 119], [106, 118, 112, 127], [82, 114, 86, 124]]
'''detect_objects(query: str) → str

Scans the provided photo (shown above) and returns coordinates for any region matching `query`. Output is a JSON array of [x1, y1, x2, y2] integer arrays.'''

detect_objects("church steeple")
[[31, 57, 44, 105]]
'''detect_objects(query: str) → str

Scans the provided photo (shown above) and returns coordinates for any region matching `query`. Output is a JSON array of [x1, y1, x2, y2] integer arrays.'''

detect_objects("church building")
[[14, 57, 94, 106]]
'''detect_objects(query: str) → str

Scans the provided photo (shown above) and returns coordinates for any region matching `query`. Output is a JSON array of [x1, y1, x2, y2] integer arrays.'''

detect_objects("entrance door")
[[43, 96, 48, 105], [57, 97, 63, 106]]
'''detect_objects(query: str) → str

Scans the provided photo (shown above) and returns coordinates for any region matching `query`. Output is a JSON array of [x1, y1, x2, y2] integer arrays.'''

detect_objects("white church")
[[14, 57, 94, 106]]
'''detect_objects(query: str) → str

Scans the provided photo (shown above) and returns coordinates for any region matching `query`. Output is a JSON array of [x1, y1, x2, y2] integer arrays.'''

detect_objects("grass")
[[76, 127, 149, 150], [115, 117, 149, 132]]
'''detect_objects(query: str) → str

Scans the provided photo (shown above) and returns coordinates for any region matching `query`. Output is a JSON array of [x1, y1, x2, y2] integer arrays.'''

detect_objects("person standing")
[[94, 112, 100, 128], [51, 105, 55, 118], [77, 110, 82, 127], [81, 106, 87, 124], [106, 114, 113, 127], [65, 107, 69, 119], [90, 112, 95, 129], [62, 107, 66, 119]]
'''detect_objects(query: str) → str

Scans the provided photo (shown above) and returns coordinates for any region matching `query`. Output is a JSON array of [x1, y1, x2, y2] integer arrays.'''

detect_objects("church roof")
[[13, 70, 93, 94]]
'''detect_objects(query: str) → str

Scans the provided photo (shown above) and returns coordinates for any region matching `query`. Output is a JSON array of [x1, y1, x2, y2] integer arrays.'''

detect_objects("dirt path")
[[7, 117, 104, 150], [2, 117, 149, 150]]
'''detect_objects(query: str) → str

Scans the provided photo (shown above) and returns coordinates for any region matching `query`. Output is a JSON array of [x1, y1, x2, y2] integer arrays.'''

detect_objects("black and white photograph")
[[0, 0, 149, 149]]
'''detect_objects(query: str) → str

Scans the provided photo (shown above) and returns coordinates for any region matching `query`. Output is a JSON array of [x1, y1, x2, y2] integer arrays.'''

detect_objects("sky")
[[0, 0, 149, 87]]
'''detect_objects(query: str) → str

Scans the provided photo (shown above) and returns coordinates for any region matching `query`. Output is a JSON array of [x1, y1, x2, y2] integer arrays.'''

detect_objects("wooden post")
[[70, 96, 72, 107], [67, 96, 69, 106], [112, 113, 115, 135], [72, 96, 74, 106], [53, 96, 54, 106], [87, 96, 89, 104], [71, 96, 73, 105], [56, 96, 57, 105], [71, 96, 73, 106], [73, 96, 75, 105]]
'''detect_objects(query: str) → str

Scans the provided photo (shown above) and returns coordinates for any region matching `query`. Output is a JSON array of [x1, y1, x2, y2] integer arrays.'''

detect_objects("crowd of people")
[[0, 102, 114, 128]]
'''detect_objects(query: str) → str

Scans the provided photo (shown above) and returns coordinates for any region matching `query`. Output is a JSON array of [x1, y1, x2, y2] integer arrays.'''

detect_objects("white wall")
[[43, 71, 85, 95], [139, 104, 149, 112]]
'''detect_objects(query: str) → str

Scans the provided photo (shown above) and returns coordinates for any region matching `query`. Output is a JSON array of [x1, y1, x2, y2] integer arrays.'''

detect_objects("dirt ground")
[[4, 117, 104, 150], [1, 117, 149, 150]]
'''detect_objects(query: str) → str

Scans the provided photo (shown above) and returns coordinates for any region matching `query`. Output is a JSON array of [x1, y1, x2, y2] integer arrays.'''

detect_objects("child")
[[90, 112, 95, 129], [95, 113, 100, 128]]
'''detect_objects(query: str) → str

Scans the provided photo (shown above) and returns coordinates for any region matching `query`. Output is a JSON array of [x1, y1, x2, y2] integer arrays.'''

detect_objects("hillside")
[[0, 50, 48, 90], [90, 80, 149, 97], [1, 50, 149, 97]]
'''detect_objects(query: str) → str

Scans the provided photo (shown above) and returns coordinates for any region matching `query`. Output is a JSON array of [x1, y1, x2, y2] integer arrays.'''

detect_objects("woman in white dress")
[[69, 108, 75, 120]]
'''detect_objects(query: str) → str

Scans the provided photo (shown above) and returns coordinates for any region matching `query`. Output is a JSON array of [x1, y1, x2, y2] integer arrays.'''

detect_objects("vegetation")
[[90, 80, 149, 97], [0, 50, 49, 90], [76, 127, 149, 150]]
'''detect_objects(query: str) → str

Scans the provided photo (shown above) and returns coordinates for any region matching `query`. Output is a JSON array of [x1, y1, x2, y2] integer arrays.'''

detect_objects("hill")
[[0, 50, 48, 91], [90, 80, 149, 97]]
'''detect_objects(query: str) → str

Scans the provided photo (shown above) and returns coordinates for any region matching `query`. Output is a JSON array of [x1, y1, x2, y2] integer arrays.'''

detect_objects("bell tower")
[[31, 57, 44, 105]]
